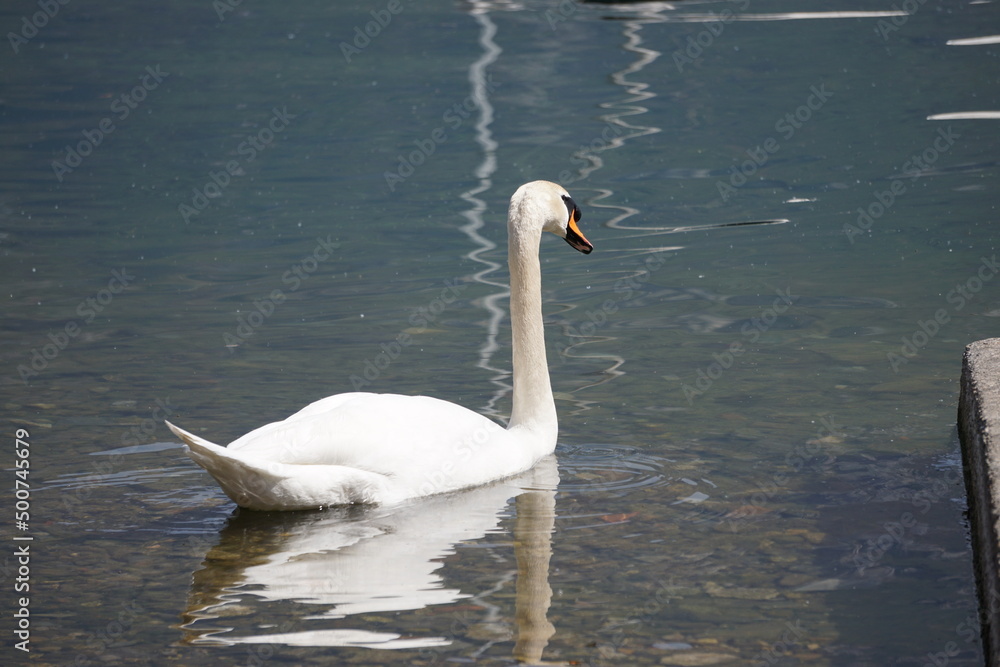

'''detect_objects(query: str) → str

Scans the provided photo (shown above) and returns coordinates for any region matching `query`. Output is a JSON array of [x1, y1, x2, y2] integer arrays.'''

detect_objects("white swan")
[[166, 181, 593, 510]]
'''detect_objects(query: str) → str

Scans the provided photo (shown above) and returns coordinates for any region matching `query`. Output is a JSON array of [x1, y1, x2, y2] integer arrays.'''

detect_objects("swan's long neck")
[[507, 219, 557, 440]]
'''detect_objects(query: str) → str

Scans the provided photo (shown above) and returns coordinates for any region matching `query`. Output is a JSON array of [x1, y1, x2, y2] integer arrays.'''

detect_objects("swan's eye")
[[561, 195, 581, 223]]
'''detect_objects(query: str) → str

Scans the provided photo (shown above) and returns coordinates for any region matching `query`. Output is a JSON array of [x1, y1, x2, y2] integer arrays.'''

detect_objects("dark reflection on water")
[[3, 0, 996, 664]]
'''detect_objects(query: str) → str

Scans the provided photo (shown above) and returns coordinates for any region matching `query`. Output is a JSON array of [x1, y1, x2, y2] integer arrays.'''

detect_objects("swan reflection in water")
[[180, 456, 561, 663]]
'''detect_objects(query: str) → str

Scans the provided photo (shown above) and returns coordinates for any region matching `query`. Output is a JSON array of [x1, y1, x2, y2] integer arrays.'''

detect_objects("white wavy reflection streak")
[[663, 10, 909, 22]]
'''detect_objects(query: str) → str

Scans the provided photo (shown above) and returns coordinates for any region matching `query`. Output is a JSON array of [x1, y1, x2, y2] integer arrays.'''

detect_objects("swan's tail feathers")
[[166, 420, 390, 511], [165, 421, 223, 453], [164, 420, 273, 507], [167, 420, 277, 508]]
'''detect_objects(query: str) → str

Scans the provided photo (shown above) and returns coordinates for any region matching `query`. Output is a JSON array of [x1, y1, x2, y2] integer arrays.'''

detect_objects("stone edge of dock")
[[959, 337, 1000, 664]]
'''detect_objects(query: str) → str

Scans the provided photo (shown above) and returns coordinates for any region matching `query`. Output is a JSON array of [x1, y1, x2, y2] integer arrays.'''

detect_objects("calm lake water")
[[2, 0, 998, 664]]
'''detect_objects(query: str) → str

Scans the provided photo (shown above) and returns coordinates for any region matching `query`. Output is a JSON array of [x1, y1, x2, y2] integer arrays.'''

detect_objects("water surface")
[[2, 0, 997, 664]]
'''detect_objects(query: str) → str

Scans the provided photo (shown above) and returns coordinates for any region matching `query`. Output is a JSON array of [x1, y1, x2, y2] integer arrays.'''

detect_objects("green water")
[[2, 0, 997, 664]]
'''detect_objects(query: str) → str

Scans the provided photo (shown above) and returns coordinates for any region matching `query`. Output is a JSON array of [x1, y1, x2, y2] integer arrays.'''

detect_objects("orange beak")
[[564, 207, 593, 254]]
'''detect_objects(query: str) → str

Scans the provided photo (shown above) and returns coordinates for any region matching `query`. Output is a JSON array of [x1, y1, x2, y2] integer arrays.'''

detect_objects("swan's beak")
[[564, 215, 593, 254]]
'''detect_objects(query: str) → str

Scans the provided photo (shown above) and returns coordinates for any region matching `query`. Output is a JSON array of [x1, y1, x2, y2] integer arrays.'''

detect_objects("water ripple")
[[556, 443, 674, 494]]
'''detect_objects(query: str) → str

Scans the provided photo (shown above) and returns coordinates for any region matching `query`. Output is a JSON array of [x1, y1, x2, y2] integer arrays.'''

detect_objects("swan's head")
[[509, 181, 593, 254]]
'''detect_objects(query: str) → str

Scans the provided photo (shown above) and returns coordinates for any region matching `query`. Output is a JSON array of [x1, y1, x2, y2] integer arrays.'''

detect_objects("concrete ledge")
[[959, 338, 1000, 664]]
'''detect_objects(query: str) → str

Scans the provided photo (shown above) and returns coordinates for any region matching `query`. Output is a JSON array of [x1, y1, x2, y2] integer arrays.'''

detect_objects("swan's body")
[[167, 181, 592, 510]]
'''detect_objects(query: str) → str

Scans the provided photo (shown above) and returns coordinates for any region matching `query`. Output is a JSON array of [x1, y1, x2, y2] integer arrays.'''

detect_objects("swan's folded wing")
[[168, 420, 392, 509], [223, 393, 520, 481]]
